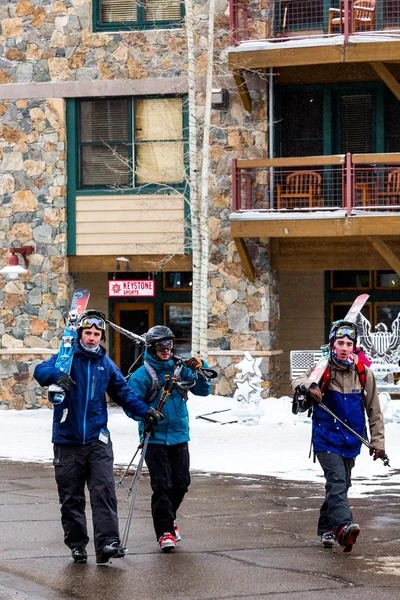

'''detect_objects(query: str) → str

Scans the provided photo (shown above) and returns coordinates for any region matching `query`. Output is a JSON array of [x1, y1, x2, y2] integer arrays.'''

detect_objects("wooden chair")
[[277, 170, 322, 211], [376, 168, 400, 206], [328, 0, 375, 35]]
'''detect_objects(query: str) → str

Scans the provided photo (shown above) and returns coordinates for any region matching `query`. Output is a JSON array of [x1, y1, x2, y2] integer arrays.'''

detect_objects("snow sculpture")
[[231, 351, 264, 425]]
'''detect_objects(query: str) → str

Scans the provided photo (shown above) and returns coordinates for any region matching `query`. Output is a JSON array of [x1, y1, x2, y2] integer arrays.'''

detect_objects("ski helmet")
[[77, 309, 106, 342], [329, 320, 358, 347], [145, 325, 175, 356]]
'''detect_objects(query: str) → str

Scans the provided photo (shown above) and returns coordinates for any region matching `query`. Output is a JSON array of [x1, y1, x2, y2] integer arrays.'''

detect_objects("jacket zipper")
[[83, 359, 91, 444]]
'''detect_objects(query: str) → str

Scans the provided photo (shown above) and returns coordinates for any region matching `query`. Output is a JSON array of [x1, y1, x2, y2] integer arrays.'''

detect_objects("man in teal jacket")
[[128, 326, 212, 552]]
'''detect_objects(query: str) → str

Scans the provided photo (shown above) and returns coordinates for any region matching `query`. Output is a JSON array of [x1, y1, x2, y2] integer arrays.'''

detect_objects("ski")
[[308, 293, 370, 385], [48, 288, 90, 407]]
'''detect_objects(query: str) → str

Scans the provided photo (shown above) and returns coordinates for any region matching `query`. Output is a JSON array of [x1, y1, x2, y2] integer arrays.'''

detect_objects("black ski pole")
[[319, 402, 390, 467], [120, 432, 151, 551]]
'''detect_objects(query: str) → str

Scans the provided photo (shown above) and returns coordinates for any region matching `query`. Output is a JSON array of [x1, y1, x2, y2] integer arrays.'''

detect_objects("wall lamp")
[[211, 88, 229, 110], [0, 246, 34, 280]]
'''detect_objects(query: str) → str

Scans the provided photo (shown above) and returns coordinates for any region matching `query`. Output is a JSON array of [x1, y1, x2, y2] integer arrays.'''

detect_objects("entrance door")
[[113, 303, 154, 376]]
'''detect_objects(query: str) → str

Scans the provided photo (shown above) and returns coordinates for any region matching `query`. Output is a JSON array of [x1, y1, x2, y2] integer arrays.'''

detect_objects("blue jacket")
[[34, 344, 150, 445], [127, 351, 212, 445]]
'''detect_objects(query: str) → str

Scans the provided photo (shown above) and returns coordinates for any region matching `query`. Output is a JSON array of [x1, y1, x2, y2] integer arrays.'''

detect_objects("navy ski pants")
[[53, 440, 120, 553], [145, 442, 190, 540], [316, 451, 355, 537]]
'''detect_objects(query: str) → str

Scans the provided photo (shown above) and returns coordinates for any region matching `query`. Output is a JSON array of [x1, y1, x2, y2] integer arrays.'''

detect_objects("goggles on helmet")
[[80, 316, 106, 331], [334, 325, 357, 341], [154, 339, 174, 352]]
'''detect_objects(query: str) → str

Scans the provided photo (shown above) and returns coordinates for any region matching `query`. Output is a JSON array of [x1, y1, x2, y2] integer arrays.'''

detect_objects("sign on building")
[[108, 280, 155, 297]]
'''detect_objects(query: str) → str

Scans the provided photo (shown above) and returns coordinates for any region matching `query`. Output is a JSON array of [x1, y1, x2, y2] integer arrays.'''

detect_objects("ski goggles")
[[154, 339, 174, 351], [80, 316, 106, 331], [334, 325, 357, 341]]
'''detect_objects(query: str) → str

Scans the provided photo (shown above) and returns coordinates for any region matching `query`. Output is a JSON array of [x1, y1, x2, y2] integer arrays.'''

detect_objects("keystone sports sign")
[[108, 280, 155, 297]]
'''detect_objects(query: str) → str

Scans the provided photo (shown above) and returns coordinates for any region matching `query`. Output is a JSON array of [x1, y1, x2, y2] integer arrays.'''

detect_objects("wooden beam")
[[233, 71, 252, 113], [237, 154, 345, 169], [370, 62, 400, 101], [231, 215, 400, 238], [233, 237, 255, 282], [367, 236, 400, 277], [270, 238, 400, 271], [68, 254, 192, 273]]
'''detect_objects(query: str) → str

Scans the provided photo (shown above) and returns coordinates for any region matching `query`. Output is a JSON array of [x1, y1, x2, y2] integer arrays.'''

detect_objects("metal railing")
[[232, 153, 400, 214], [230, 0, 400, 46]]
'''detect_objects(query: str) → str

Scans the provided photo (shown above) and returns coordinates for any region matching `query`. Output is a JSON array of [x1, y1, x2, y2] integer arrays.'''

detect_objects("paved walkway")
[[1, 460, 400, 600]]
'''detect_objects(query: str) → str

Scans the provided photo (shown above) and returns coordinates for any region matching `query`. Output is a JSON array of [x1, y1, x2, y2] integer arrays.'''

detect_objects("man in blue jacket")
[[34, 310, 160, 565], [128, 326, 212, 552]]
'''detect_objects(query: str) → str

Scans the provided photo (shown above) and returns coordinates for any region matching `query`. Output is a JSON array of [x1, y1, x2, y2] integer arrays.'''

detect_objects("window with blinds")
[[78, 97, 185, 189], [99, 0, 183, 28], [339, 95, 373, 154]]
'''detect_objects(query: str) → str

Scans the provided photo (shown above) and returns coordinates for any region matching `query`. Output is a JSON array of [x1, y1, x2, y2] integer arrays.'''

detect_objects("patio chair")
[[328, 0, 375, 35], [277, 170, 322, 210], [376, 168, 400, 206]]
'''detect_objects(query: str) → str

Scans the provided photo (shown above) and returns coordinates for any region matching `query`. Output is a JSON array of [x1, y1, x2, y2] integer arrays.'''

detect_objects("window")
[[96, 0, 184, 31], [165, 303, 191, 357], [163, 272, 192, 291], [279, 91, 323, 157], [77, 97, 185, 189]]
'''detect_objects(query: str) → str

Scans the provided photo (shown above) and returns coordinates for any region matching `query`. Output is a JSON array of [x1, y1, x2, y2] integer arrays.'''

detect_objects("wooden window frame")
[[163, 271, 192, 292], [374, 270, 400, 290], [163, 301, 192, 351], [94, 0, 185, 32], [330, 301, 372, 325], [330, 270, 372, 291]]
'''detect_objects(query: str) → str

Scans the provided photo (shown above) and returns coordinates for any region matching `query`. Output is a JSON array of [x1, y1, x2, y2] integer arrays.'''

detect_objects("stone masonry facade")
[[0, 0, 280, 408]]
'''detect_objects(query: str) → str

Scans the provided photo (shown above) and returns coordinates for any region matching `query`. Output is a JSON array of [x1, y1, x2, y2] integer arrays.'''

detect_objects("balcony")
[[230, 153, 400, 276], [228, 0, 400, 70]]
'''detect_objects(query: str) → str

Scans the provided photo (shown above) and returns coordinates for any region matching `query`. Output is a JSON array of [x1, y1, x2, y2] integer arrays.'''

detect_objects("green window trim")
[[66, 95, 190, 257], [93, 0, 185, 32]]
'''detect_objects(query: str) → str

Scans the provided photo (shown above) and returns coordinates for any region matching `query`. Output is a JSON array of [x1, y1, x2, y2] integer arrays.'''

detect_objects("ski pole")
[[115, 443, 142, 491], [120, 432, 151, 551], [319, 402, 390, 467]]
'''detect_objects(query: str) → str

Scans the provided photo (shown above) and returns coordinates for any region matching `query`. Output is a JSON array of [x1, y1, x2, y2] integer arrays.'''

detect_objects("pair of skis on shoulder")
[[48, 289, 90, 421], [296, 293, 390, 467]]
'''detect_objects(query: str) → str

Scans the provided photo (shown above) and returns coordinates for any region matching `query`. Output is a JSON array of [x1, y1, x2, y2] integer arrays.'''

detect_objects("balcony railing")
[[232, 153, 400, 215], [230, 0, 400, 46]]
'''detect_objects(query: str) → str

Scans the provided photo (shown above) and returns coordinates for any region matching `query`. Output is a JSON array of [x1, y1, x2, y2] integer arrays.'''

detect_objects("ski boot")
[[71, 546, 87, 564], [337, 522, 360, 553], [96, 541, 125, 564]]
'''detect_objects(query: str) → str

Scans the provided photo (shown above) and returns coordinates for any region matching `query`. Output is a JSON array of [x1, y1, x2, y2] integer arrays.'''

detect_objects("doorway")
[[113, 303, 154, 376]]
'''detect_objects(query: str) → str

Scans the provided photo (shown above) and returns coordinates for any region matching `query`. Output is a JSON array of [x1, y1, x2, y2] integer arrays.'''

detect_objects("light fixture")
[[115, 256, 130, 272], [211, 88, 229, 110], [0, 246, 34, 280]]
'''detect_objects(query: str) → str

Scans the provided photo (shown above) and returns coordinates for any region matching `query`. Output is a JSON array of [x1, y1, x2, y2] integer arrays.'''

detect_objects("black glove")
[[184, 356, 203, 371], [143, 408, 162, 435], [56, 374, 76, 392], [370, 448, 386, 461]]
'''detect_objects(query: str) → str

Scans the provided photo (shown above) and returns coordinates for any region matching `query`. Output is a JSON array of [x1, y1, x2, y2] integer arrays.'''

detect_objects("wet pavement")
[[1, 460, 400, 600]]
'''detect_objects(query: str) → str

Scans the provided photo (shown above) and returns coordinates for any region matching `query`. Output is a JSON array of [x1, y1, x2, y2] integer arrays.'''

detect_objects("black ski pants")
[[316, 451, 355, 537], [145, 442, 190, 540], [53, 440, 120, 553]]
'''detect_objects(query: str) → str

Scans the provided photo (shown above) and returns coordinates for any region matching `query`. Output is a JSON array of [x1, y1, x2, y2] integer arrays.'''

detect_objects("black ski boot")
[[71, 546, 87, 564], [338, 522, 360, 553], [96, 541, 125, 564]]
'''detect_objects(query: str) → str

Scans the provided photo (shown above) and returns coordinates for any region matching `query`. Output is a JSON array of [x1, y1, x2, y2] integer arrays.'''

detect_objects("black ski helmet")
[[146, 325, 175, 356], [329, 319, 358, 347], [77, 309, 106, 342]]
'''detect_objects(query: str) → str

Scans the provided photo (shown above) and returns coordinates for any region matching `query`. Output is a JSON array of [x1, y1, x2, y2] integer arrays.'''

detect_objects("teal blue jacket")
[[127, 352, 212, 445]]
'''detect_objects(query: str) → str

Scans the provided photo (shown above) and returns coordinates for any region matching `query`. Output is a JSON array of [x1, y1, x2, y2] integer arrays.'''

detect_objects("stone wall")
[[0, 0, 280, 405]]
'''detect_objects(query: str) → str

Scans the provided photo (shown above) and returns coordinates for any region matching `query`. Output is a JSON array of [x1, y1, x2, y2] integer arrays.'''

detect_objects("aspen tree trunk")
[[184, 0, 201, 355], [199, 0, 215, 359]]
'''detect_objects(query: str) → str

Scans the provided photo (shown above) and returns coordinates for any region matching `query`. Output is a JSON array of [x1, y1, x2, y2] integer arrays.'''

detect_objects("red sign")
[[108, 280, 155, 297]]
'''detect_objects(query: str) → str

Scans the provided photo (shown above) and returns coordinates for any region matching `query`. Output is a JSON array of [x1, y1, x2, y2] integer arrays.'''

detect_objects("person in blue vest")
[[292, 320, 385, 552], [127, 325, 212, 552], [34, 310, 160, 565]]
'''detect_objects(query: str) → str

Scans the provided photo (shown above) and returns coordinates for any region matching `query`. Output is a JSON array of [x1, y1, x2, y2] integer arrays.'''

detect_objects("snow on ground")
[[0, 394, 399, 497]]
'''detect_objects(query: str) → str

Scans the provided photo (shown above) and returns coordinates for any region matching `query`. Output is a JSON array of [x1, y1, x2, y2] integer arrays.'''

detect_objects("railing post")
[[229, 0, 238, 46], [346, 152, 352, 216], [242, 2, 248, 41], [344, 0, 350, 42], [232, 158, 238, 211]]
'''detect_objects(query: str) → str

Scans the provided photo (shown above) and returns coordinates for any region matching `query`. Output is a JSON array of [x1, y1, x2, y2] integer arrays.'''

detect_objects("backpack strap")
[[320, 365, 331, 396], [143, 360, 162, 404], [355, 359, 367, 394]]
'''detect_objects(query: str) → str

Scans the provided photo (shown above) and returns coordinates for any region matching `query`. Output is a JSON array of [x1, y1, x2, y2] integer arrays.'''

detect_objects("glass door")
[[113, 303, 154, 376]]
